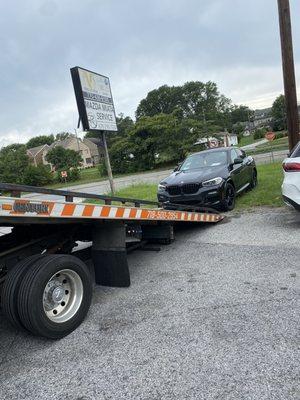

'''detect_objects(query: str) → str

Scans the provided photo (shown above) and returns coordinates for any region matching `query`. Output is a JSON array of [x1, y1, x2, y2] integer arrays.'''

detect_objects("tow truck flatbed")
[[0, 183, 223, 339]]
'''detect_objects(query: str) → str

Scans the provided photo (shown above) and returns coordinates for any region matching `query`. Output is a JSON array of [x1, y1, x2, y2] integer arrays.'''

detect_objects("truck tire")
[[17, 254, 93, 339], [1, 254, 44, 330]]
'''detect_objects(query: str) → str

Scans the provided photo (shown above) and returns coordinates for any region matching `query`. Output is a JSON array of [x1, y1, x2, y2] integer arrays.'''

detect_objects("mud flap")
[[92, 223, 130, 287]]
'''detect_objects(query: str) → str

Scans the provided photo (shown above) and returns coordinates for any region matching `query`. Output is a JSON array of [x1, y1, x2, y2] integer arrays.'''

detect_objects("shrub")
[[253, 128, 266, 140], [98, 162, 107, 177], [23, 165, 53, 186]]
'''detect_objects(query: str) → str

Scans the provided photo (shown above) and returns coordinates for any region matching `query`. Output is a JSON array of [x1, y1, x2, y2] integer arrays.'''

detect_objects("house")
[[27, 135, 104, 169], [83, 138, 104, 165], [26, 144, 50, 167], [253, 108, 272, 128]]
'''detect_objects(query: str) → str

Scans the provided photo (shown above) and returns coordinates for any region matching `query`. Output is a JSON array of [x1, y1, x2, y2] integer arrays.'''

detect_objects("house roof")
[[48, 137, 76, 150], [84, 137, 103, 147], [27, 144, 49, 157]]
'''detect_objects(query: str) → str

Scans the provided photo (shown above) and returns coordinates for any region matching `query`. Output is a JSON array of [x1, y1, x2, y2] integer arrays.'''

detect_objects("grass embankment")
[[248, 137, 288, 156], [239, 135, 261, 147], [103, 162, 284, 210]]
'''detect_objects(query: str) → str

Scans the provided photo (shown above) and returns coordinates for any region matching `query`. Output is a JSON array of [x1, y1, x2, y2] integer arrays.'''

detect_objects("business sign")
[[70, 66, 118, 132]]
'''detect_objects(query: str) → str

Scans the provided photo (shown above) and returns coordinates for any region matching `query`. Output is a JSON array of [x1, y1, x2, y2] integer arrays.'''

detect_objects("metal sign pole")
[[101, 131, 115, 195]]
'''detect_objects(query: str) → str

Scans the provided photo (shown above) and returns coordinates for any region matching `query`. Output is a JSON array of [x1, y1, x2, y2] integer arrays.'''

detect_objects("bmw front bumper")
[[157, 184, 225, 207]]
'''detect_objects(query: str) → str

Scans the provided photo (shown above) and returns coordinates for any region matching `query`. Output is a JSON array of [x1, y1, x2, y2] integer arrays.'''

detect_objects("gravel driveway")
[[0, 208, 299, 399]]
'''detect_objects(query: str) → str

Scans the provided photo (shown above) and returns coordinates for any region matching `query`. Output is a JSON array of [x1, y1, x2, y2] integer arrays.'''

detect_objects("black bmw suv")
[[157, 147, 257, 211]]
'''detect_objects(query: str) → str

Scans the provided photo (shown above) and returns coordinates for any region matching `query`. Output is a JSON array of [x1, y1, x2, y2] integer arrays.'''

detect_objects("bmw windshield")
[[180, 151, 228, 171]]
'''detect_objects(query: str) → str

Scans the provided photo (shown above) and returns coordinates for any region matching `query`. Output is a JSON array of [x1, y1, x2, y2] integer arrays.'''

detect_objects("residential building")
[[27, 135, 103, 169], [26, 144, 50, 167]]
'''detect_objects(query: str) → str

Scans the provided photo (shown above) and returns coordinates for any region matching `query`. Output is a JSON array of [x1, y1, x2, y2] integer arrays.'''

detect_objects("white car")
[[282, 141, 300, 211]]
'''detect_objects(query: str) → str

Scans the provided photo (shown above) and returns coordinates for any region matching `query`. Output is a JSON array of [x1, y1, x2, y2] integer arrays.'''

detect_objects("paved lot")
[[0, 208, 299, 399]]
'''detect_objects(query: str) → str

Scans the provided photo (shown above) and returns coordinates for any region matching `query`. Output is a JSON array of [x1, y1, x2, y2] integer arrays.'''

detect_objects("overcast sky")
[[0, 0, 299, 147]]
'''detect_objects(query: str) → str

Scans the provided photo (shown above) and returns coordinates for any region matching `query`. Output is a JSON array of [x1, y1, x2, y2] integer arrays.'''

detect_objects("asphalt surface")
[[0, 208, 299, 399]]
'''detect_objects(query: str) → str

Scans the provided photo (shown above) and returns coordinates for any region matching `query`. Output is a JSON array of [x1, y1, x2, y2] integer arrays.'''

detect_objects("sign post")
[[265, 131, 276, 163], [70, 66, 117, 194]]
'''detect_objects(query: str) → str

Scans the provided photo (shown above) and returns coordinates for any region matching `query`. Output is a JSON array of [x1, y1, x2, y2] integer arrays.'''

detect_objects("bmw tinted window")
[[291, 141, 300, 158], [180, 151, 227, 171], [230, 149, 239, 163]]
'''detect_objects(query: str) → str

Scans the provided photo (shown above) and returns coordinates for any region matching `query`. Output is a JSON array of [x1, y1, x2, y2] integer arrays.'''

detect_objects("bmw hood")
[[161, 166, 227, 185]]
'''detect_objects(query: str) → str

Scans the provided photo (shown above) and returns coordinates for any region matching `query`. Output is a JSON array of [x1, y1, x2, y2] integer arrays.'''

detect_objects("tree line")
[[100, 83, 286, 174], [0, 81, 288, 186]]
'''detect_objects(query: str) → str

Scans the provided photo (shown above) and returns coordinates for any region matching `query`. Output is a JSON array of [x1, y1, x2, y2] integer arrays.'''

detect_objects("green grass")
[[96, 162, 284, 210], [46, 167, 105, 189], [239, 135, 257, 147], [235, 162, 284, 209]]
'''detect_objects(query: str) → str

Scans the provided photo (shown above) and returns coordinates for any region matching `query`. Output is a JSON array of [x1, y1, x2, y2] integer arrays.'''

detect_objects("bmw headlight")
[[202, 177, 223, 187], [158, 183, 166, 190]]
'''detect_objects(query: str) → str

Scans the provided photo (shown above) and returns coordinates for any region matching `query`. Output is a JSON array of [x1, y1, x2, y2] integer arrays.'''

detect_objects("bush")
[[275, 131, 286, 139], [253, 128, 266, 140], [23, 165, 53, 186], [98, 162, 107, 177]]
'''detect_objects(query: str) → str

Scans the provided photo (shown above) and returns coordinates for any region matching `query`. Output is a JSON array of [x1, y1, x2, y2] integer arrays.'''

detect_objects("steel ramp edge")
[[0, 197, 224, 224]]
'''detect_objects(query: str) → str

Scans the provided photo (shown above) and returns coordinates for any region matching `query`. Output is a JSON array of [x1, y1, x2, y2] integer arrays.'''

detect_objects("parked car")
[[157, 147, 257, 211], [282, 141, 300, 211]]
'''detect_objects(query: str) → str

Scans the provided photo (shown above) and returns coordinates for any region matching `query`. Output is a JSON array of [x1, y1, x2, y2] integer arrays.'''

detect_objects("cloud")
[[0, 0, 299, 147]]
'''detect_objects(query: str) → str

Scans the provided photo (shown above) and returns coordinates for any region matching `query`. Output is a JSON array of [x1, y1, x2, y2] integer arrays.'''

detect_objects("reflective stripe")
[[0, 197, 223, 224]]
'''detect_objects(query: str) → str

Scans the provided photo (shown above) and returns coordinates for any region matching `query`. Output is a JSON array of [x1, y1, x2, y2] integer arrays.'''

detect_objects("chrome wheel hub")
[[43, 269, 83, 323]]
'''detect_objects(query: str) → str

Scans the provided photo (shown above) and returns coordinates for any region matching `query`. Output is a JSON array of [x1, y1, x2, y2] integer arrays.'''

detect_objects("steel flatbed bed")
[[0, 183, 223, 339]]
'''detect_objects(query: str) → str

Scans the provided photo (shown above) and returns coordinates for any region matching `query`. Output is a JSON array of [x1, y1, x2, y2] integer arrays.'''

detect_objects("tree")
[[135, 81, 232, 129], [230, 105, 253, 125], [55, 132, 72, 141], [26, 135, 54, 149], [23, 165, 53, 186], [45, 146, 82, 170], [0, 144, 29, 184], [136, 85, 183, 119], [116, 114, 134, 136], [271, 95, 287, 131]]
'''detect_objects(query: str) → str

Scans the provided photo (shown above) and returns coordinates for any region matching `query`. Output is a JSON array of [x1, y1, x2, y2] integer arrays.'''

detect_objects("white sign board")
[[71, 67, 118, 132]]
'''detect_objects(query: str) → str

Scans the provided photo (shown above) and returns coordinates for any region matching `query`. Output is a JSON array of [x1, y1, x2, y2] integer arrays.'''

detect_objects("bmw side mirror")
[[234, 157, 243, 165], [174, 163, 182, 172]]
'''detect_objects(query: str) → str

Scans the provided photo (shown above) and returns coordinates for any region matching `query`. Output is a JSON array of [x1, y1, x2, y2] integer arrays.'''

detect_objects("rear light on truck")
[[283, 162, 300, 172]]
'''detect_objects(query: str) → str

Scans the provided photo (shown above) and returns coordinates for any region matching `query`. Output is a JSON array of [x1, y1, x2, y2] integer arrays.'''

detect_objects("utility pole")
[[101, 131, 115, 195], [277, 0, 299, 151]]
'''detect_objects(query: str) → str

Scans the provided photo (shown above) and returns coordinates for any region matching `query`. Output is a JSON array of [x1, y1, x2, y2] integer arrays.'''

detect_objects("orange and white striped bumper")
[[0, 197, 224, 223]]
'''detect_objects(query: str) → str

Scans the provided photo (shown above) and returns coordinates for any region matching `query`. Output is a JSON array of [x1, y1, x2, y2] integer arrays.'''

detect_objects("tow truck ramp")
[[0, 183, 223, 339]]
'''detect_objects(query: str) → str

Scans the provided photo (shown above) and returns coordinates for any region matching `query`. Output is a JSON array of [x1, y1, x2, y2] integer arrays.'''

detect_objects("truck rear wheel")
[[17, 254, 93, 339], [1, 254, 44, 330]]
